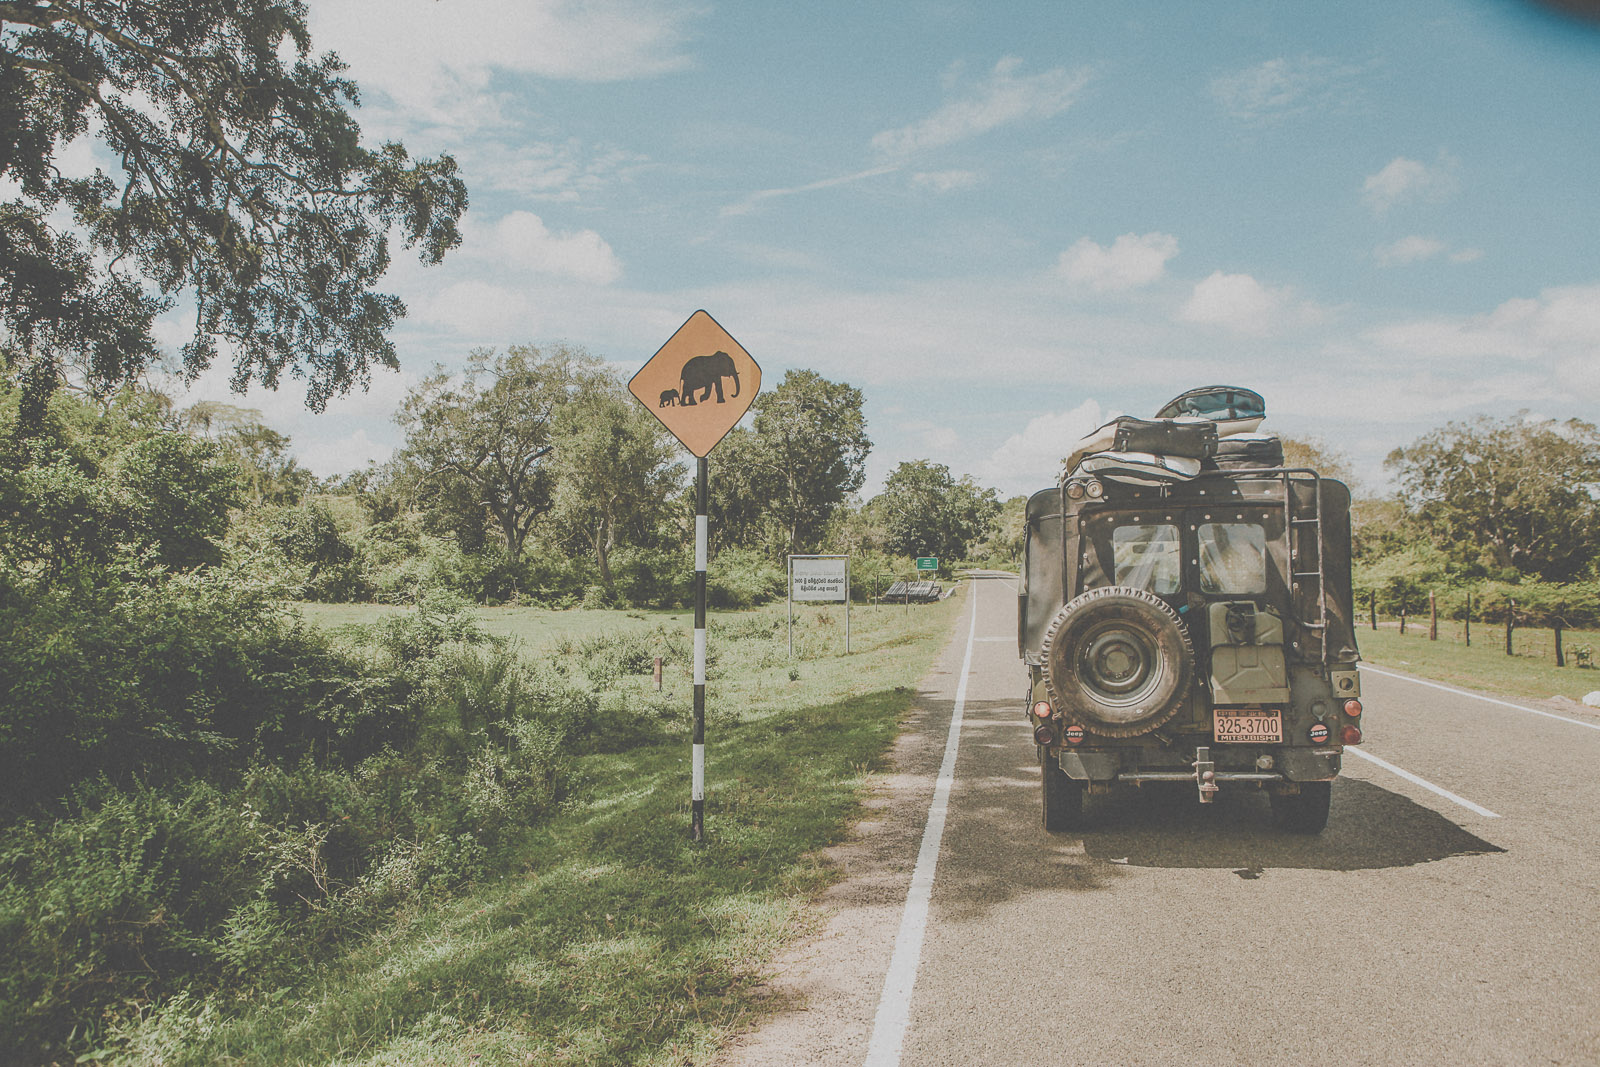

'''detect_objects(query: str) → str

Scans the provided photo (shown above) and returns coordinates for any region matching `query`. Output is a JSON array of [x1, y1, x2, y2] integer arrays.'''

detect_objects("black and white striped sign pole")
[[692, 455, 709, 841], [626, 310, 761, 844]]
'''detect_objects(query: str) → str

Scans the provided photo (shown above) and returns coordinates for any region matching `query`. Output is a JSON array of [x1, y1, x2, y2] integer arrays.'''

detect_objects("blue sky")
[[167, 0, 1600, 498]]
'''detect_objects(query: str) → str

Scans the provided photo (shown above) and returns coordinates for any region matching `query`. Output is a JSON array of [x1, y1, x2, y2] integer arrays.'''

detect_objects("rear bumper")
[[1057, 746, 1341, 783]]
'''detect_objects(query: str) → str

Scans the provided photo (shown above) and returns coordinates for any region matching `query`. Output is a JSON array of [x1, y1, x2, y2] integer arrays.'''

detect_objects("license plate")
[[1213, 707, 1282, 743]]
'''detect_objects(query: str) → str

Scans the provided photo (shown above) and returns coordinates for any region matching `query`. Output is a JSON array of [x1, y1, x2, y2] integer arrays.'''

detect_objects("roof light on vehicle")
[[1032, 700, 1054, 720], [1341, 724, 1362, 745], [1034, 724, 1056, 746], [1065, 480, 1086, 500], [1343, 699, 1362, 718], [1085, 479, 1105, 498]]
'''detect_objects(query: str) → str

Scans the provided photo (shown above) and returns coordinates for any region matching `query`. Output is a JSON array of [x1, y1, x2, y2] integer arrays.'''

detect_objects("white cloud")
[[1374, 235, 1446, 266], [1180, 271, 1298, 335], [1367, 284, 1600, 369], [1362, 154, 1458, 214], [871, 57, 1089, 159], [468, 140, 650, 201], [983, 399, 1114, 496], [1450, 247, 1485, 264], [455, 211, 622, 284], [912, 170, 981, 193], [1210, 56, 1357, 122], [308, 0, 699, 130], [721, 166, 898, 217], [1057, 232, 1179, 292]]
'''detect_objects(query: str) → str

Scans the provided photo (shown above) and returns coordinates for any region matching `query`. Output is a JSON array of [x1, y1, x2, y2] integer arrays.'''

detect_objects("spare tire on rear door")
[[1041, 586, 1195, 738]]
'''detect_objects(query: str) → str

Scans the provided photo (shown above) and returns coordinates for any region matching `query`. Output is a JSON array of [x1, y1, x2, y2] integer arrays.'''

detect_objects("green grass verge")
[[1357, 623, 1600, 702], [143, 592, 963, 1065]]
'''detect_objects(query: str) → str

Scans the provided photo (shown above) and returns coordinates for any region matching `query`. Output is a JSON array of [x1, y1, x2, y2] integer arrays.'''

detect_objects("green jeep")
[[1018, 400, 1364, 834]]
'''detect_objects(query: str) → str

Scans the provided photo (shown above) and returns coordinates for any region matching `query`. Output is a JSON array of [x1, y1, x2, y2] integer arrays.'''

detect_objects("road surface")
[[719, 573, 1600, 1067]]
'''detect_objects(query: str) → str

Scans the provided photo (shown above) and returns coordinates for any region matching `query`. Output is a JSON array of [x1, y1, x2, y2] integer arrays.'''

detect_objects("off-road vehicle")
[[1018, 387, 1364, 833]]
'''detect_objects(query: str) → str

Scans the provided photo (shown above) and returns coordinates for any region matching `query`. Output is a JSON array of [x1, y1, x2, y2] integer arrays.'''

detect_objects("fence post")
[[1429, 591, 1437, 641], [1400, 594, 1407, 636], [1505, 598, 1515, 657], [1555, 618, 1565, 667], [1464, 591, 1472, 647], [1369, 590, 1377, 631]]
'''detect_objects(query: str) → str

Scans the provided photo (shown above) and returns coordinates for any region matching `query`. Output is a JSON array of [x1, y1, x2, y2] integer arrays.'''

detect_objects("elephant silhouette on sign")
[[658, 388, 680, 408], [678, 351, 740, 406]]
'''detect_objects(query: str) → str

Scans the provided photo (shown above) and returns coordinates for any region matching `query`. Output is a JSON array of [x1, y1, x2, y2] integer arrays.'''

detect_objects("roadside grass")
[[150, 591, 962, 1065], [1357, 623, 1600, 702]]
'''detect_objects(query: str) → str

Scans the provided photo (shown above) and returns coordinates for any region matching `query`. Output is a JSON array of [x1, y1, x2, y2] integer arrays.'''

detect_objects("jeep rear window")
[[1198, 523, 1267, 594], [1112, 525, 1180, 594]]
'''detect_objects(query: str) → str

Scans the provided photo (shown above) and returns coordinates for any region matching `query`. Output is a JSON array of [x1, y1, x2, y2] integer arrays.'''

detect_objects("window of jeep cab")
[[1198, 523, 1268, 594], [1111, 524, 1180, 594]]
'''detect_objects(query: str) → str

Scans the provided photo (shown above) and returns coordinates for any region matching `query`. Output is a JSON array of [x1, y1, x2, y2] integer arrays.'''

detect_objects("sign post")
[[788, 554, 851, 657], [629, 311, 761, 842]]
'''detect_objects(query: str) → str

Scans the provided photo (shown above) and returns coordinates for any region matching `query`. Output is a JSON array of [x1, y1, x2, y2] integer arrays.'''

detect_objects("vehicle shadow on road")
[[932, 697, 1506, 920], [1076, 777, 1506, 874]]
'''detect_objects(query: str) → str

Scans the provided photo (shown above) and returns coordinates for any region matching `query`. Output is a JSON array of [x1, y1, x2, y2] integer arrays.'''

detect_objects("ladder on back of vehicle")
[[1279, 469, 1329, 667]]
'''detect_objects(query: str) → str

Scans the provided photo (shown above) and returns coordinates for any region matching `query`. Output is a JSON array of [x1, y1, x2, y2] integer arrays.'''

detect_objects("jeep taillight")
[[1342, 724, 1362, 745], [1032, 700, 1053, 720], [1343, 699, 1363, 718], [1034, 724, 1056, 745]]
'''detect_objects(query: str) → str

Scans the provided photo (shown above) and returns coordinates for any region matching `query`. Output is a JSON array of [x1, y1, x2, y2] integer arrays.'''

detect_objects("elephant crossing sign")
[[629, 310, 761, 457]]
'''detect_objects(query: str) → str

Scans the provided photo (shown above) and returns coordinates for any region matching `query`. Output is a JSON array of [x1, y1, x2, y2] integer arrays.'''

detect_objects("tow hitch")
[[1195, 746, 1218, 803]]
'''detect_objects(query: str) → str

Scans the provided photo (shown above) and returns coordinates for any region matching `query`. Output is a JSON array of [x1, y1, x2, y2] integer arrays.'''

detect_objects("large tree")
[[0, 0, 467, 428], [1386, 414, 1600, 581], [876, 459, 1000, 562], [549, 376, 684, 592], [393, 345, 602, 559], [724, 369, 869, 556]]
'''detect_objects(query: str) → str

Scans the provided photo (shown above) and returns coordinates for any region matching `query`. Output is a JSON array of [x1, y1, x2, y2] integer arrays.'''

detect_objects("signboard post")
[[629, 311, 761, 842], [788, 554, 850, 657]]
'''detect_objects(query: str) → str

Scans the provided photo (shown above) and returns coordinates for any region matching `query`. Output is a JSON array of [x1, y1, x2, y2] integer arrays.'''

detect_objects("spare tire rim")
[[1077, 622, 1162, 707]]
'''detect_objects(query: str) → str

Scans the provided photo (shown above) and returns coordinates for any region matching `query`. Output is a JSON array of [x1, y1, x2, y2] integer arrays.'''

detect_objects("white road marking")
[[1359, 664, 1600, 733], [1344, 747, 1500, 818], [864, 581, 981, 1066]]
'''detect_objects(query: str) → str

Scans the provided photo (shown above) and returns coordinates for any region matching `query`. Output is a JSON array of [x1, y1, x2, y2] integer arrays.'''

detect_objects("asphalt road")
[[720, 573, 1600, 1067]]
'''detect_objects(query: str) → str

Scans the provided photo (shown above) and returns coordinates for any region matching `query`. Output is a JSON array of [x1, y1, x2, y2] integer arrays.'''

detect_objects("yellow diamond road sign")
[[630, 310, 761, 457]]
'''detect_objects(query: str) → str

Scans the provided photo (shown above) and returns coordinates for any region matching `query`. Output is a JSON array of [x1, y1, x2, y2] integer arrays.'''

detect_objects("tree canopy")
[[705, 369, 869, 557], [392, 345, 605, 560], [0, 0, 467, 427], [877, 458, 1000, 562], [1386, 414, 1600, 581]]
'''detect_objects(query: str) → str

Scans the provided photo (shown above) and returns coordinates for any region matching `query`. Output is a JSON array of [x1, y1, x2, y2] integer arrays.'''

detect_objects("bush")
[[707, 547, 785, 608], [0, 561, 390, 815]]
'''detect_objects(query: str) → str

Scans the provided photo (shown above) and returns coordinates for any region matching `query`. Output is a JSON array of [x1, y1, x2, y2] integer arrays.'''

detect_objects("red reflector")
[[1065, 725, 1085, 744], [1032, 700, 1053, 720], [1342, 724, 1362, 745], [1343, 699, 1363, 717], [1308, 722, 1330, 744], [1034, 724, 1056, 745]]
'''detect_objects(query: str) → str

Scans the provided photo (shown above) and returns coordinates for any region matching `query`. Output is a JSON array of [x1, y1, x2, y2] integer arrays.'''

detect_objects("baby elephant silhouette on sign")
[[658, 388, 680, 408]]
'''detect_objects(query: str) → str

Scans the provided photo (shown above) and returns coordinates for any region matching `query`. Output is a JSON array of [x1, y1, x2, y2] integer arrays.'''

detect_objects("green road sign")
[[916, 557, 938, 571]]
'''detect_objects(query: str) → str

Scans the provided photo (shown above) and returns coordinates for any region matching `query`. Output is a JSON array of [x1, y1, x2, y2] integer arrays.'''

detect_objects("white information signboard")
[[791, 556, 849, 601], [787, 554, 850, 655]]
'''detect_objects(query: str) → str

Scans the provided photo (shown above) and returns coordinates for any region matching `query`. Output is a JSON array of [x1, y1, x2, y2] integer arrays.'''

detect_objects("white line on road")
[[863, 579, 980, 1067], [1360, 664, 1600, 733], [1344, 747, 1500, 818]]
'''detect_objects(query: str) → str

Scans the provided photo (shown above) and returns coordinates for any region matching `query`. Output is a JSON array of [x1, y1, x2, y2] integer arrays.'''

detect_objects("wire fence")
[[1363, 590, 1600, 669]]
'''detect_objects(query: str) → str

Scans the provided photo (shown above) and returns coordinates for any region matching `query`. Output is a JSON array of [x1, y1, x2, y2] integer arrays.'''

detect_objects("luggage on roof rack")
[[1155, 385, 1265, 436], [1208, 432, 1284, 470]]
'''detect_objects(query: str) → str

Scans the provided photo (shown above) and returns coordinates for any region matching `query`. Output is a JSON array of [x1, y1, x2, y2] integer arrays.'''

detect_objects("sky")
[[163, 0, 1600, 499]]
